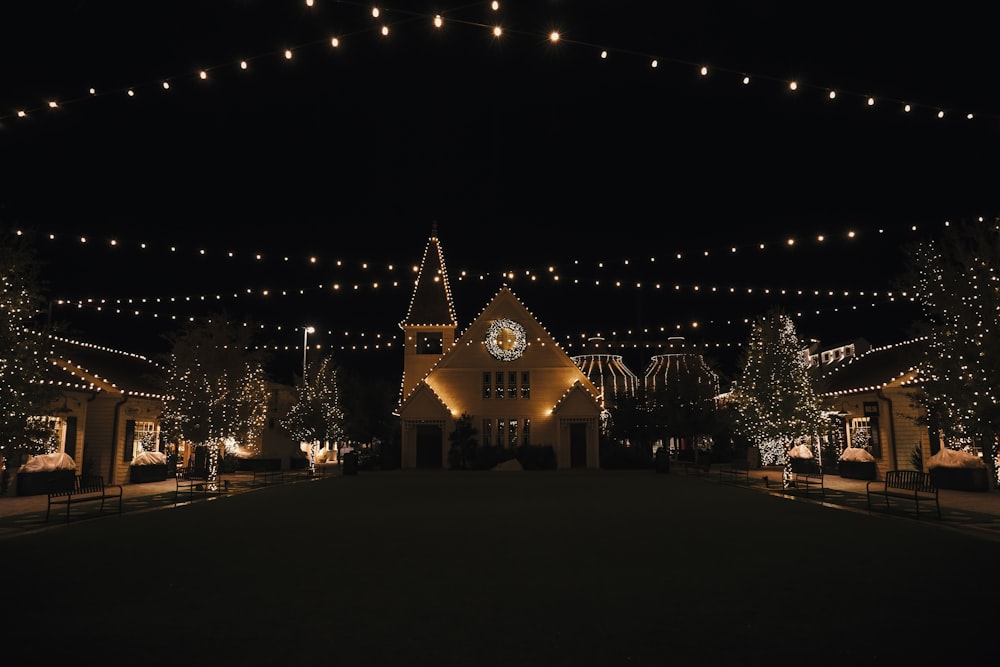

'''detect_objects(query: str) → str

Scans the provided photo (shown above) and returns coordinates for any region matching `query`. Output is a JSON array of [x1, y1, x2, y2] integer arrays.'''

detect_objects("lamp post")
[[302, 326, 315, 385]]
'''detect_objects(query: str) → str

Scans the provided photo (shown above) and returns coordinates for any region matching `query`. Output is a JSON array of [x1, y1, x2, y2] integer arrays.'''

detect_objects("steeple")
[[400, 222, 458, 328], [399, 223, 459, 399]]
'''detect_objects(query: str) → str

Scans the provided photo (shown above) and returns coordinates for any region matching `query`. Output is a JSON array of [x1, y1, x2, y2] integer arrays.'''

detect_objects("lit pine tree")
[[905, 218, 1000, 488], [0, 229, 60, 473], [280, 354, 345, 470], [734, 308, 827, 486], [159, 317, 271, 485]]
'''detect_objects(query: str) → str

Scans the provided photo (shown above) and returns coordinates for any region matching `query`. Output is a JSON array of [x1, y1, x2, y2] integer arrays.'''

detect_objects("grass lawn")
[[6, 470, 997, 666]]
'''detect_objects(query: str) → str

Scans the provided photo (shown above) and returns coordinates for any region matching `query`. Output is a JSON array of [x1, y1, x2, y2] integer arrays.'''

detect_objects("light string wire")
[[2, 2, 995, 129], [18, 216, 979, 307]]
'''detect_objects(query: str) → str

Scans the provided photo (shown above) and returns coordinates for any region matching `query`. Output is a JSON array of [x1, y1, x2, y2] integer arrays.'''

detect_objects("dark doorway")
[[415, 424, 443, 468], [569, 423, 588, 468]]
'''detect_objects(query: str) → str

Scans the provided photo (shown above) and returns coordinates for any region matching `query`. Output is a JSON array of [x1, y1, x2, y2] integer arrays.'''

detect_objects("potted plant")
[[129, 450, 168, 483], [927, 448, 988, 492], [15, 452, 77, 496], [837, 447, 877, 480]]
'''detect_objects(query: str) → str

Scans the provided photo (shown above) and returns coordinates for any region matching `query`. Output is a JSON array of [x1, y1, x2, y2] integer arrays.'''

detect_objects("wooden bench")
[[867, 470, 940, 519], [719, 459, 752, 485], [175, 467, 226, 502], [46, 475, 123, 523]]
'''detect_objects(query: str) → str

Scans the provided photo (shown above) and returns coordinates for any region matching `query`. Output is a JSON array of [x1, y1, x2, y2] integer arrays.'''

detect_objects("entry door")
[[569, 423, 588, 468], [415, 424, 444, 468]]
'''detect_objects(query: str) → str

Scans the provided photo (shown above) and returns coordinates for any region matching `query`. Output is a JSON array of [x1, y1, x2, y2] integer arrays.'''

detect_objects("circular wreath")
[[485, 318, 527, 361]]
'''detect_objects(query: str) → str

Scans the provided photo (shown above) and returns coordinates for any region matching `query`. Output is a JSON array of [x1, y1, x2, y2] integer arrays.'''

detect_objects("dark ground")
[[6, 470, 997, 666]]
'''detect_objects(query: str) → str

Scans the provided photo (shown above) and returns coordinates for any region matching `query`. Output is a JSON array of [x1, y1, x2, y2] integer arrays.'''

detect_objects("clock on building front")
[[485, 318, 527, 361]]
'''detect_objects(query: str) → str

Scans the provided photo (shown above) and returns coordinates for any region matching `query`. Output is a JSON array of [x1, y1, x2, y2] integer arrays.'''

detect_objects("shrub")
[[516, 445, 556, 470]]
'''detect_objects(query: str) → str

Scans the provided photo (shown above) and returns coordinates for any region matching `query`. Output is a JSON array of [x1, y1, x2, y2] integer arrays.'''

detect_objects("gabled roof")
[[44, 333, 166, 398], [399, 224, 458, 328], [819, 337, 928, 397]]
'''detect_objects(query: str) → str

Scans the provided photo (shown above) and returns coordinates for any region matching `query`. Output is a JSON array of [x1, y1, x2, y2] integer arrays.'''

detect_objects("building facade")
[[397, 230, 603, 469]]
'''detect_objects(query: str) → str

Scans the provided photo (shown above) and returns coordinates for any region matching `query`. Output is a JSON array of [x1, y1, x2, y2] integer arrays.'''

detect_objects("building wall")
[[827, 385, 931, 479]]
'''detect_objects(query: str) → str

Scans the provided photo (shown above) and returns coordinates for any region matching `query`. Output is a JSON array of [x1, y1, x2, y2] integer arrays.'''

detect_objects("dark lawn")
[[7, 470, 996, 666]]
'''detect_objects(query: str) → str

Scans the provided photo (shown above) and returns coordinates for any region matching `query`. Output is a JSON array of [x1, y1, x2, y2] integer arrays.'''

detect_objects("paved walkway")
[[0, 468, 326, 539], [2, 464, 999, 541]]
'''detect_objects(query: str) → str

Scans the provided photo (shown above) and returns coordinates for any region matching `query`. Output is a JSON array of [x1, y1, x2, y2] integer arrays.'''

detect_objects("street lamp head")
[[304, 326, 315, 334]]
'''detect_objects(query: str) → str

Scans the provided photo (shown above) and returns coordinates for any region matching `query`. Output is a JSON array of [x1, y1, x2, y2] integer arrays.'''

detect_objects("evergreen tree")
[[159, 317, 271, 484], [280, 354, 345, 468], [447, 413, 478, 469], [905, 218, 1000, 488], [0, 229, 59, 474], [734, 308, 827, 484]]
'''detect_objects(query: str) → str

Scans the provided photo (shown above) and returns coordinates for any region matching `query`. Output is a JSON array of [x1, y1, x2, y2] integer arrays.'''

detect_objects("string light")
[[2, 3, 991, 132]]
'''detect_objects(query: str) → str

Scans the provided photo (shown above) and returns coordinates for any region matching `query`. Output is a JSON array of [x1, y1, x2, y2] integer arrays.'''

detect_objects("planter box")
[[838, 460, 877, 480], [929, 466, 989, 492], [789, 458, 820, 475], [129, 463, 168, 484], [16, 469, 76, 496]]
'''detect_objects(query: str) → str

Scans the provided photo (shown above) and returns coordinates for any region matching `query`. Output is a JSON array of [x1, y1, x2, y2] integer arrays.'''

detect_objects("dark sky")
[[3, 1, 999, 384]]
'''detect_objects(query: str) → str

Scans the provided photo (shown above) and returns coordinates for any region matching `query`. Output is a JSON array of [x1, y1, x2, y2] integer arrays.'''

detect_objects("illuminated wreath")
[[485, 318, 527, 361]]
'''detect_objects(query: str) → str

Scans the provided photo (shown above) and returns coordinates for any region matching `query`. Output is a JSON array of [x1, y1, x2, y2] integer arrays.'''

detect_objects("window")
[[497, 419, 505, 443], [482, 419, 492, 447], [127, 420, 160, 462], [495, 371, 504, 399], [482, 372, 491, 399], [850, 418, 872, 452], [508, 371, 517, 399], [523, 418, 531, 446], [520, 371, 530, 399], [508, 419, 518, 448], [416, 332, 443, 354], [26, 416, 64, 453]]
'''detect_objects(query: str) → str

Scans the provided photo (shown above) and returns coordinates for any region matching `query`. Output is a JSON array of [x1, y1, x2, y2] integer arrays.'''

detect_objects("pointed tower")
[[399, 223, 459, 401]]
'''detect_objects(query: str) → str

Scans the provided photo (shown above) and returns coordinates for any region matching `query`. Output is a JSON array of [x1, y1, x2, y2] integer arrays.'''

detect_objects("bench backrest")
[[49, 475, 104, 497], [885, 470, 935, 492], [77, 475, 105, 493]]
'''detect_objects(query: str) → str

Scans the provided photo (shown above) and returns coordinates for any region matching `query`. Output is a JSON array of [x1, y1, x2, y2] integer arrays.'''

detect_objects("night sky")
[[3, 1, 999, 385]]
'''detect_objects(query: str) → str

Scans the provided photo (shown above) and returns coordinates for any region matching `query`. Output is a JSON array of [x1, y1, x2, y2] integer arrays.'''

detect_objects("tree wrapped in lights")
[[0, 230, 60, 475], [280, 354, 345, 470], [159, 317, 270, 486], [734, 308, 827, 485], [906, 218, 1000, 488]]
